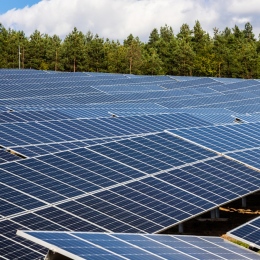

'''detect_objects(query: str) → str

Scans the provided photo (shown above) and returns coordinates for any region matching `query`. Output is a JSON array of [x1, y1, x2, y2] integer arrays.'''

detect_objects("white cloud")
[[232, 17, 251, 24], [0, 0, 259, 41], [226, 0, 260, 14]]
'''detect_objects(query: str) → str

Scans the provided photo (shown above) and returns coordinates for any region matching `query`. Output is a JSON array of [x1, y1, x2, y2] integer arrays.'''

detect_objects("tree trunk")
[[129, 56, 132, 74], [22, 47, 24, 69], [55, 50, 58, 71]]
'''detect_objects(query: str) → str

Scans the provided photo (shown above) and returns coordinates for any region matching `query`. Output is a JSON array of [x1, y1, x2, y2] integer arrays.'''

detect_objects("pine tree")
[[62, 27, 86, 72]]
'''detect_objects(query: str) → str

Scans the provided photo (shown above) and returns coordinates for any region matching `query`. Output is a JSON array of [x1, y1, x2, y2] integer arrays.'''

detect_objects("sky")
[[0, 0, 260, 42]]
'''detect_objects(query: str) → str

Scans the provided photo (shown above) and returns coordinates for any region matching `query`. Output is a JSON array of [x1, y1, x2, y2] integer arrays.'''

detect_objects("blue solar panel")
[[227, 104, 260, 114], [226, 148, 260, 169], [1, 131, 259, 258], [228, 216, 260, 249], [1, 71, 258, 114], [169, 122, 260, 152], [0, 113, 211, 157], [161, 77, 217, 88], [211, 77, 245, 84], [17, 231, 260, 260], [213, 79, 259, 91], [169, 123, 260, 171], [238, 114, 260, 123], [1, 70, 260, 259]]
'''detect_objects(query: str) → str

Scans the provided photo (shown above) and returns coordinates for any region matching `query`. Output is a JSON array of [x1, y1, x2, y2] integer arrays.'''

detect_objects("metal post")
[[242, 197, 247, 208], [215, 208, 220, 218], [178, 223, 184, 233], [211, 209, 216, 219]]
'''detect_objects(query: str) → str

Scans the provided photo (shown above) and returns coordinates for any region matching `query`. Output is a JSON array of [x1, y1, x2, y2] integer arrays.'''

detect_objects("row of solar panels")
[[17, 231, 260, 260], [1, 111, 259, 160], [170, 122, 260, 169], [1, 105, 257, 130], [0, 113, 209, 156], [2, 90, 260, 116], [1, 70, 260, 259], [1, 131, 260, 258]]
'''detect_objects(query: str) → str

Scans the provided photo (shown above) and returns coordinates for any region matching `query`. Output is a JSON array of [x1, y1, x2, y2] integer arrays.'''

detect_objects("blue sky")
[[0, 0, 259, 41], [0, 0, 40, 14]]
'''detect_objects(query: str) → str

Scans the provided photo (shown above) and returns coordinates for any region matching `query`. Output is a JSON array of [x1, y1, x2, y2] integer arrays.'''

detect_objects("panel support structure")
[[45, 250, 71, 260], [215, 208, 220, 218], [178, 223, 184, 233], [211, 209, 216, 219], [242, 197, 247, 208]]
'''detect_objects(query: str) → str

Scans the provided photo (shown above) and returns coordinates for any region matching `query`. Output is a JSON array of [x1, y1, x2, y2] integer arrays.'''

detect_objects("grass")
[[222, 234, 260, 253]]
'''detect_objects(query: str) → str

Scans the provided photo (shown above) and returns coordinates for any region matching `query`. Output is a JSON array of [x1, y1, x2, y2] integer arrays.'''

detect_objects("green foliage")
[[0, 22, 260, 78], [124, 34, 143, 74], [229, 238, 260, 253], [142, 47, 164, 75], [62, 27, 87, 72]]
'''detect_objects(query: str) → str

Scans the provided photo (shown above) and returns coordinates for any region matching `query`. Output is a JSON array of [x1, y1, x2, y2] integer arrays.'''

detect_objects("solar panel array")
[[18, 231, 260, 260], [0, 113, 210, 157], [228, 216, 260, 249], [169, 122, 260, 170], [1, 69, 260, 259]]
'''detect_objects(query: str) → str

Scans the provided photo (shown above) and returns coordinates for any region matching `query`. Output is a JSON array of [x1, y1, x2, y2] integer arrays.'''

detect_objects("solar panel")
[[11, 136, 137, 157], [2, 71, 259, 112], [228, 216, 260, 249], [159, 94, 260, 111], [161, 77, 217, 89], [226, 148, 260, 170], [1, 132, 260, 258], [1, 113, 211, 157], [1, 70, 260, 259], [227, 104, 260, 114], [0, 109, 72, 123], [163, 108, 236, 125], [238, 114, 260, 123], [210, 79, 259, 93], [17, 231, 260, 260], [168, 122, 260, 171], [171, 122, 260, 150], [211, 77, 245, 84]]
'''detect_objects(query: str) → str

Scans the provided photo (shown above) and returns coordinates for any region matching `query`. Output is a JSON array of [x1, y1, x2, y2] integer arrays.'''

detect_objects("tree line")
[[1, 21, 260, 78]]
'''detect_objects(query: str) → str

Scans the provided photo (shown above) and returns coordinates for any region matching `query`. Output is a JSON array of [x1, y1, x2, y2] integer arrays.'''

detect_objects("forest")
[[0, 21, 260, 78]]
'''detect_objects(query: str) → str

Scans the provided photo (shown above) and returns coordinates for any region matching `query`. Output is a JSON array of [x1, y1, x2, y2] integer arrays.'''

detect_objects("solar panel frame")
[[17, 231, 260, 260]]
